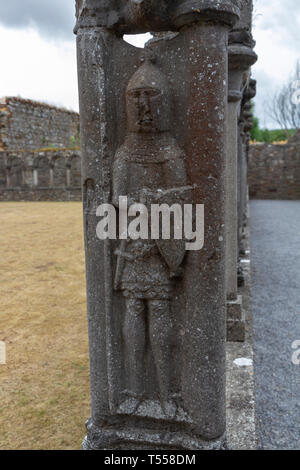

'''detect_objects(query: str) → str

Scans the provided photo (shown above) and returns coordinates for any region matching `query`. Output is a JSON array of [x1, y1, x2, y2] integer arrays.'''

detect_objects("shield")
[[156, 238, 186, 275]]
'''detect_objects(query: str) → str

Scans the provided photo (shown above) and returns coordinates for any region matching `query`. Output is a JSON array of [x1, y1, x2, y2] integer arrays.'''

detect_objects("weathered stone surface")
[[249, 134, 300, 200], [0, 98, 81, 201], [230, 0, 255, 47], [76, 0, 240, 450], [236, 78, 256, 288], [0, 188, 82, 202], [227, 319, 245, 343], [227, 295, 243, 321]]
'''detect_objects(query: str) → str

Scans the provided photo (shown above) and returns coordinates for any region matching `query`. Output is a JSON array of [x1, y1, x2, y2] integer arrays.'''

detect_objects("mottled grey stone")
[[249, 136, 300, 200], [226, 0, 256, 341], [75, 0, 241, 450], [251, 201, 300, 449], [227, 295, 243, 320], [0, 149, 82, 201], [0, 97, 79, 152]]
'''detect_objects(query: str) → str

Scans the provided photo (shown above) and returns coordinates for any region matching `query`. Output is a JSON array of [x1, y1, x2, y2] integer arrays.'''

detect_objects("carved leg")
[[148, 299, 176, 418], [123, 297, 146, 412]]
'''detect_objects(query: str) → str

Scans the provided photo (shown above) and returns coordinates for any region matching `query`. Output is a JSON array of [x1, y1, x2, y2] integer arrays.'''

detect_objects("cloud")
[[256, 0, 300, 54], [0, 0, 299, 129], [0, 0, 76, 40], [252, 0, 300, 128]]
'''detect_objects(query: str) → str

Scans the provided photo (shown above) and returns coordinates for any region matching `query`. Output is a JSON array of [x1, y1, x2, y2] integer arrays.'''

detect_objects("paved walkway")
[[250, 200, 300, 450]]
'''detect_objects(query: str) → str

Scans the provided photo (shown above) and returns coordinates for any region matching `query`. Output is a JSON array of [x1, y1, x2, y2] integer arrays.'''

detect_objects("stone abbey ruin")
[[1, 98, 299, 205], [0, 97, 81, 201], [75, 0, 257, 450], [1, 94, 299, 205], [1, 0, 299, 451]]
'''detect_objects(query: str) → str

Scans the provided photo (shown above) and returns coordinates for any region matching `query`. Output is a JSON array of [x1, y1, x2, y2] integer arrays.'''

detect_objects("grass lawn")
[[0, 202, 90, 450]]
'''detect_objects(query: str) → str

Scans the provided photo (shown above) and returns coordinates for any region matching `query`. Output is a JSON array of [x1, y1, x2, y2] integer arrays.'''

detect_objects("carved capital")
[[228, 46, 256, 102], [229, 0, 255, 48], [74, 0, 240, 34], [228, 44, 257, 103]]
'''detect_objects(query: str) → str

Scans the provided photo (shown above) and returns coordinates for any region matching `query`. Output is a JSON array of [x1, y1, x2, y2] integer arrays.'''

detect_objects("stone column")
[[75, 0, 239, 450], [66, 164, 71, 188], [238, 78, 256, 262], [226, 0, 257, 341], [49, 166, 54, 187], [5, 166, 11, 189]]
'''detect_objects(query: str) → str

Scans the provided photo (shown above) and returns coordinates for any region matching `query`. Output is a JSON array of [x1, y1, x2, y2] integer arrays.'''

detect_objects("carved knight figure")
[[112, 59, 189, 418]]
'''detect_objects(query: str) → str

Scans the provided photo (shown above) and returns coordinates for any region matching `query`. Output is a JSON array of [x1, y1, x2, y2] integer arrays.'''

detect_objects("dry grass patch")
[[0, 202, 89, 450]]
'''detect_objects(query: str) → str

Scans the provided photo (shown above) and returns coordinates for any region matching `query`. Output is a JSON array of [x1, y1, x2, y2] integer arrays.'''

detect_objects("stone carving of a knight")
[[112, 59, 189, 419]]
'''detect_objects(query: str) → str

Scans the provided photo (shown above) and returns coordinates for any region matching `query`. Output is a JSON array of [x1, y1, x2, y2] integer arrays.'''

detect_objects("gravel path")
[[250, 200, 300, 450]]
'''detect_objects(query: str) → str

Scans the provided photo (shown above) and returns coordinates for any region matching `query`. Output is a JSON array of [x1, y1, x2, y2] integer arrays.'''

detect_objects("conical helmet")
[[127, 59, 169, 95]]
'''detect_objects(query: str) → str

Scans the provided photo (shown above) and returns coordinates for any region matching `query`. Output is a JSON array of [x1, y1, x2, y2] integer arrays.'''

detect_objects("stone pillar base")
[[82, 420, 227, 450], [227, 295, 245, 342]]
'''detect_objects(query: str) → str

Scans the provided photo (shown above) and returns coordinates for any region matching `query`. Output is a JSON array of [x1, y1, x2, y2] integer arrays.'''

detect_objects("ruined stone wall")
[[248, 132, 300, 200], [0, 97, 80, 152], [0, 149, 82, 201]]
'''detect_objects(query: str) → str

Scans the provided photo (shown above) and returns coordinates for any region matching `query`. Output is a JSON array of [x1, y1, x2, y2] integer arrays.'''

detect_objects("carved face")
[[127, 86, 169, 133], [126, 62, 171, 134]]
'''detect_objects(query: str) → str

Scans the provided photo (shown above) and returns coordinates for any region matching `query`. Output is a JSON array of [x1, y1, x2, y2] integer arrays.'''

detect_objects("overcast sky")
[[0, 0, 299, 128]]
